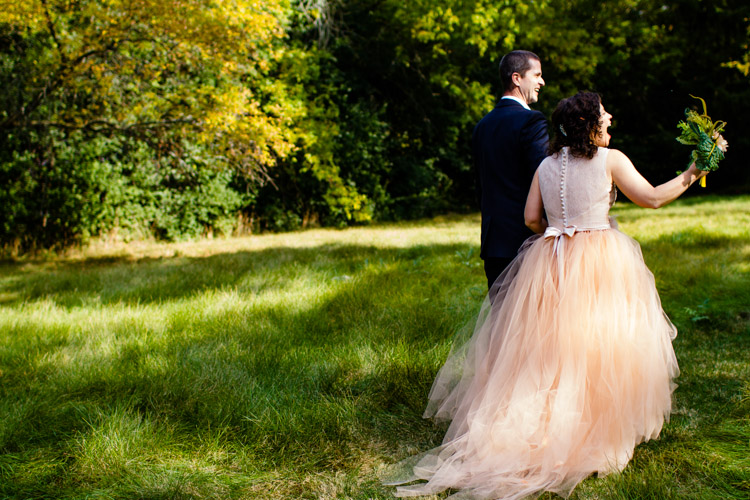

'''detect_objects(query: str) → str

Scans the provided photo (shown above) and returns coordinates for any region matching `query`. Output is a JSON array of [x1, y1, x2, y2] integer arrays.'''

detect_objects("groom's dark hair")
[[499, 50, 540, 92]]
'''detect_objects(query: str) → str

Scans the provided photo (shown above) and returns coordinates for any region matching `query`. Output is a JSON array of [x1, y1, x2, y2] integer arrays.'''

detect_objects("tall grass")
[[1, 196, 748, 499]]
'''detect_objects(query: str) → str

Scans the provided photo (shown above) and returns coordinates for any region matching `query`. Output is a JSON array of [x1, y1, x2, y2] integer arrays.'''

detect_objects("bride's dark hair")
[[549, 91, 603, 159]]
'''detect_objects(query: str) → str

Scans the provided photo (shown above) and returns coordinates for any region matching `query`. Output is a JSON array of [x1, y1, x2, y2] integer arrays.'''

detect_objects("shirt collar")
[[501, 95, 530, 110]]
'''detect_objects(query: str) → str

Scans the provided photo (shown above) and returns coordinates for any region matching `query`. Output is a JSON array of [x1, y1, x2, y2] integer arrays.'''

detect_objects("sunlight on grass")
[[0, 197, 748, 499]]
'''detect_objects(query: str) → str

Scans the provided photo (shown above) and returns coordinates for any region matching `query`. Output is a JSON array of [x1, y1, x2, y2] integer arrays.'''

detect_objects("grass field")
[[1, 195, 748, 499]]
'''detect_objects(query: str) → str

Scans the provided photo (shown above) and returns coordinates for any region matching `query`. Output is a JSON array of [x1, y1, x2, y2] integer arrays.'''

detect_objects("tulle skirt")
[[384, 228, 679, 499]]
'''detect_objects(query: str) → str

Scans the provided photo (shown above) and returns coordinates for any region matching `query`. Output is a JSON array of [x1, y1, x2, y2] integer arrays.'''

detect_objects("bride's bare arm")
[[525, 170, 548, 234], [607, 149, 707, 209]]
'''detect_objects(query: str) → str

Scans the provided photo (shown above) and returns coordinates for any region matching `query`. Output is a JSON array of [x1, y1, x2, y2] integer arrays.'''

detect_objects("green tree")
[[273, 0, 528, 223]]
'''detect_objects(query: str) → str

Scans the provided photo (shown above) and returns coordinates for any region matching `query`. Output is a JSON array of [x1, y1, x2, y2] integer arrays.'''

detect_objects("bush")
[[0, 131, 244, 251]]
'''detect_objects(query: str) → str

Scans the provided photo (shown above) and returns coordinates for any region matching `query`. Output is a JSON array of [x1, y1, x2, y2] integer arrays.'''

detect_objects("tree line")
[[1, 0, 748, 251]]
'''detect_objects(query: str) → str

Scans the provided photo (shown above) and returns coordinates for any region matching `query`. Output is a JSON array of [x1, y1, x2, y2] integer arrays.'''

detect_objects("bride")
[[384, 92, 707, 499]]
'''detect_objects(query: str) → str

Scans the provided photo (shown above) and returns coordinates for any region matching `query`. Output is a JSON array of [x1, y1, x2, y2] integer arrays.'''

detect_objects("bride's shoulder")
[[539, 153, 559, 170], [603, 148, 629, 163], [544, 149, 564, 161], [604, 149, 637, 176]]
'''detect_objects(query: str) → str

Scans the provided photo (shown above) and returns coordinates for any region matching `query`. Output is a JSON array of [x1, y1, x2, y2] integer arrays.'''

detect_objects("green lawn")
[[1, 195, 748, 499]]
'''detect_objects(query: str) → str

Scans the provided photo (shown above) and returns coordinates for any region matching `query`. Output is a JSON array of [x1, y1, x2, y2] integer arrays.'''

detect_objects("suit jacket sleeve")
[[472, 123, 482, 208], [521, 111, 550, 178]]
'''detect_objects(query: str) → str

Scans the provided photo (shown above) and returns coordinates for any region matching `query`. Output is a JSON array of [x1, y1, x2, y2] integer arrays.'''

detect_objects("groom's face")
[[515, 59, 545, 105]]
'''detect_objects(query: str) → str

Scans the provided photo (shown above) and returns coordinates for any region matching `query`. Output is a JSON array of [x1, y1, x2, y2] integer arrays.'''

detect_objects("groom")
[[473, 50, 549, 290]]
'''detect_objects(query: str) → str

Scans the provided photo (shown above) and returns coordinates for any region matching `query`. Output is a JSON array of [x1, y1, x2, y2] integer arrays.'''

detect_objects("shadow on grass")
[[0, 241, 482, 307], [645, 231, 739, 250], [637, 226, 750, 318], [0, 240, 484, 485]]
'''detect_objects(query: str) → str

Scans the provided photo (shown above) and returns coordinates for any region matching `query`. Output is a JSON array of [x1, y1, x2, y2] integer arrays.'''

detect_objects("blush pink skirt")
[[384, 229, 678, 499]]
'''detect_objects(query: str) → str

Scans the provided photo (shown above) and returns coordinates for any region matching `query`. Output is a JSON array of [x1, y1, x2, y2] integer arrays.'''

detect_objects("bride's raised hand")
[[607, 150, 705, 209]]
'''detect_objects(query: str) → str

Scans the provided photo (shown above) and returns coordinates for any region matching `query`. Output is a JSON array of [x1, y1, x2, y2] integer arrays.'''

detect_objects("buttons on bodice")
[[559, 148, 568, 226]]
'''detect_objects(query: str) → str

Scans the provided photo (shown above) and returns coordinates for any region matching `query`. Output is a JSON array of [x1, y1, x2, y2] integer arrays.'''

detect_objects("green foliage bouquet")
[[676, 95, 728, 187]]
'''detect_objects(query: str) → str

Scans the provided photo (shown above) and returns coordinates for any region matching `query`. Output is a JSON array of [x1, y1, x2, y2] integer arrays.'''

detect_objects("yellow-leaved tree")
[[0, 0, 298, 179]]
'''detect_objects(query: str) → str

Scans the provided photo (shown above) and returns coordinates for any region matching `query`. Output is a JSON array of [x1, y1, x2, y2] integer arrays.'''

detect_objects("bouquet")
[[676, 95, 728, 187]]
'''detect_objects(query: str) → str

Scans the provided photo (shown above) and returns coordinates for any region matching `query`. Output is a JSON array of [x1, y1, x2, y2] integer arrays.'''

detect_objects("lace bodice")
[[538, 147, 616, 232]]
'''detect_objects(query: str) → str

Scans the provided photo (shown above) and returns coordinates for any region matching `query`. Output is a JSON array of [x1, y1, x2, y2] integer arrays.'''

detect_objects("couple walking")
[[384, 51, 707, 499]]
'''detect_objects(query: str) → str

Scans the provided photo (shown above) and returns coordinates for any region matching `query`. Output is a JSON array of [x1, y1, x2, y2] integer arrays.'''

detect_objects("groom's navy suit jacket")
[[473, 98, 549, 260]]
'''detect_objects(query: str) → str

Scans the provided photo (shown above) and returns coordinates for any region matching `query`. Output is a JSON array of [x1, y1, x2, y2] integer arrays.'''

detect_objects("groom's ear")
[[510, 72, 522, 87]]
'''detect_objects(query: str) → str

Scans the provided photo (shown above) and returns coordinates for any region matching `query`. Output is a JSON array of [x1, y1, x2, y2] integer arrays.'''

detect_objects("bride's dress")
[[385, 147, 679, 499]]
